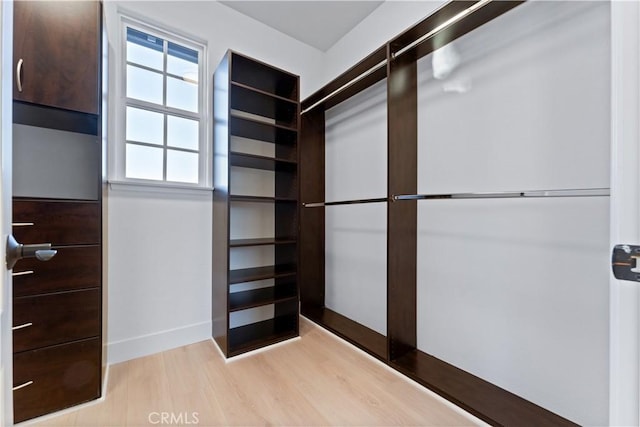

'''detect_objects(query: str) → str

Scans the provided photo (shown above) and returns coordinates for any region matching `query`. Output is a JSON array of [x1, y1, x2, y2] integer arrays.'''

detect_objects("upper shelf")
[[230, 115, 297, 144], [230, 152, 296, 171], [231, 52, 298, 101], [230, 84, 298, 128]]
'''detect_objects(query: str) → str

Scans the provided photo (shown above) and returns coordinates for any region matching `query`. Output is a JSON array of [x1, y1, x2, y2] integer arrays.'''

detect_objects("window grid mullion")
[[125, 98, 201, 121], [126, 140, 199, 154], [162, 39, 169, 181]]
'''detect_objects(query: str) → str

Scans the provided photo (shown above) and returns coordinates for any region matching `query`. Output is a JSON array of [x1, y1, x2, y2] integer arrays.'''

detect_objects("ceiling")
[[219, 1, 384, 51]]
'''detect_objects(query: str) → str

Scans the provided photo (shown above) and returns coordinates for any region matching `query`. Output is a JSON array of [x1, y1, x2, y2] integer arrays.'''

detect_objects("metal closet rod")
[[303, 197, 388, 208], [300, 0, 493, 115], [390, 0, 492, 59], [393, 187, 611, 201], [302, 188, 610, 207], [300, 60, 387, 115]]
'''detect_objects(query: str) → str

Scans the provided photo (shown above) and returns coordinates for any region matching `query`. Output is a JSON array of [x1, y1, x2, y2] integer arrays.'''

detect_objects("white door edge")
[[0, 0, 13, 425], [610, 1, 640, 425]]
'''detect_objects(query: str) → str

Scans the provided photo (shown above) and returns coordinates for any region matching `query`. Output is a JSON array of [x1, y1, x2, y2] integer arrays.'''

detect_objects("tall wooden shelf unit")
[[213, 51, 300, 357]]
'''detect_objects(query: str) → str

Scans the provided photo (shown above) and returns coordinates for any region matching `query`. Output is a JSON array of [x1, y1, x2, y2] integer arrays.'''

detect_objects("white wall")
[[103, 1, 324, 364], [318, 0, 445, 92]]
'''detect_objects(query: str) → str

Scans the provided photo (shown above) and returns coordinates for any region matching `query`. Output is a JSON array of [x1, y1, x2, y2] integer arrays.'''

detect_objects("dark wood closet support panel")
[[299, 109, 325, 311], [386, 50, 417, 361]]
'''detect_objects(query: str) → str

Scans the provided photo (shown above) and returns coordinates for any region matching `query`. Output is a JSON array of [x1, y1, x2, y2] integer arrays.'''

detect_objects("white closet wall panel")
[[325, 79, 387, 201], [325, 203, 387, 335], [325, 81, 388, 334], [416, 2, 610, 425]]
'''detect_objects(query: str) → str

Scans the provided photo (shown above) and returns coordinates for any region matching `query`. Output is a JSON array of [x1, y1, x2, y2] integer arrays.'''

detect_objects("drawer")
[[13, 199, 100, 246], [13, 245, 101, 297], [13, 337, 101, 423], [13, 288, 100, 353]]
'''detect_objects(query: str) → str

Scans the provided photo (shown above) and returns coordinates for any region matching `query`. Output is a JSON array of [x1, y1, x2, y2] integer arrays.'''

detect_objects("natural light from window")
[[124, 25, 203, 185]]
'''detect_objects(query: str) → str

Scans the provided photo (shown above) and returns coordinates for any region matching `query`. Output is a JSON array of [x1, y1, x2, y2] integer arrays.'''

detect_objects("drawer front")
[[13, 288, 100, 353], [13, 337, 101, 423], [13, 245, 100, 297], [13, 200, 100, 246]]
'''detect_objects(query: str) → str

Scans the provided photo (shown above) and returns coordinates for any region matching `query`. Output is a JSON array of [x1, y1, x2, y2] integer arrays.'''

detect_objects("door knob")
[[6, 234, 57, 270]]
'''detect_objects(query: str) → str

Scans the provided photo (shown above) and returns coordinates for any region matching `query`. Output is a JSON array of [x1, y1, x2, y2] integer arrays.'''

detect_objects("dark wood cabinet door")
[[13, 288, 101, 353], [13, 1, 100, 114], [13, 338, 101, 423], [13, 200, 101, 246]]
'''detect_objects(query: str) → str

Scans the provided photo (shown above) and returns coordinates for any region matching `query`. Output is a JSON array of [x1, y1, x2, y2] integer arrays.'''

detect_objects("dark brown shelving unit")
[[11, 1, 104, 422], [213, 50, 300, 358]]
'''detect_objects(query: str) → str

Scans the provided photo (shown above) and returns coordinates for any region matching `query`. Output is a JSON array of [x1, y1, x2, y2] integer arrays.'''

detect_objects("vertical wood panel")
[[299, 109, 325, 312], [387, 48, 417, 361], [212, 53, 230, 355]]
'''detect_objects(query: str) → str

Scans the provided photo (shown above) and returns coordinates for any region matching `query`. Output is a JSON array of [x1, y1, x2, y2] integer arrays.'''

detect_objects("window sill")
[[108, 180, 214, 196]]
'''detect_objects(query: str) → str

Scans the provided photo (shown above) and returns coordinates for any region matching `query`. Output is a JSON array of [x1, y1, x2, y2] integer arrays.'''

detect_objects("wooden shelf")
[[229, 195, 297, 203], [230, 152, 296, 171], [229, 238, 296, 247], [229, 264, 297, 284], [230, 113, 297, 133], [230, 115, 297, 144], [231, 85, 297, 128], [231, 81, 298, 106], [228, 316, 298, 356], [301, 306, 387, 360], [229, 284, 298, 312], [230, 52, 298, 101]]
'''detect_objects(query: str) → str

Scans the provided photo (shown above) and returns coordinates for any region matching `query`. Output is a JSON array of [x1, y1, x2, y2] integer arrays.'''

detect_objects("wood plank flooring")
[[29, 318, 480, 426]]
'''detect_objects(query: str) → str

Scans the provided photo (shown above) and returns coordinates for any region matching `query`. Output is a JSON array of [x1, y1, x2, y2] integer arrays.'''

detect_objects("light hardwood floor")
[[30, 318, 479, 426]]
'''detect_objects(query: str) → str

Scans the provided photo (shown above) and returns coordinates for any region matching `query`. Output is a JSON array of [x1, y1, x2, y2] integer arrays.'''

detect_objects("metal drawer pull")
[[12, 270, 34, 277], [12, 323, 33, 331], [16, 58, 23, 93], [12, 223, 34, 227], [13, 381, 33, 391]]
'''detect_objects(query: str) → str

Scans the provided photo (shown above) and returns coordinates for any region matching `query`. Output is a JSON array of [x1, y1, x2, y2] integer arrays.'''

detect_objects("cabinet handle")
[[12, 222, 34, 227], [13, 381, 33, 391], [12, 270, 34, 277], [12, 322, 33, 331], [16, 58, 23, 93]]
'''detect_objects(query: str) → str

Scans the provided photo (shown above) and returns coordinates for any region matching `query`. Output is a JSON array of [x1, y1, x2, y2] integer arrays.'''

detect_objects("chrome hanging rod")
[[300, 1, 495, 115], [300, 60, 387, 115], [393, 187, 610, 201], [391, 0, 493, 60], [303, 197, 388, 208]]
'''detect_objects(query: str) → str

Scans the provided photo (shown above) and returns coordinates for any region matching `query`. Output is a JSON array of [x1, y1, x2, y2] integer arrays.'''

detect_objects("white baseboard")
[[107, 321, 211, 364]]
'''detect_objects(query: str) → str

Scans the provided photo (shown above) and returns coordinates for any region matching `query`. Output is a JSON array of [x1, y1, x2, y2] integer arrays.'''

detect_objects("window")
[[118, 18, 207, 187]]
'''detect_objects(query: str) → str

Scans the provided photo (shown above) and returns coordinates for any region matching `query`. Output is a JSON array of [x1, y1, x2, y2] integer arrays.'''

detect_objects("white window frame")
[[111, 13, 210, 190]]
